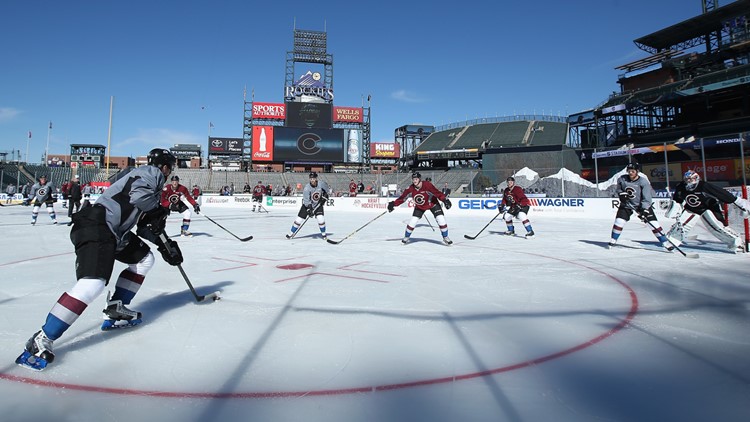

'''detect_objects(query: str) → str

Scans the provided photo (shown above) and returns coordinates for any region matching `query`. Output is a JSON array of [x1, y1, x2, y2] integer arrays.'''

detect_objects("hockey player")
[[16, 148, 183, 371], [665, 169, 750, 253], [286, 172, 331, 240], [161, 175, 200, 237], [608, 162, 672, 250], [387, 171, 453, 245], [68, 175, 83, 219], [252, 180, 266, 212], [24, 175, 58, 225], [501, 176, 535, 238]]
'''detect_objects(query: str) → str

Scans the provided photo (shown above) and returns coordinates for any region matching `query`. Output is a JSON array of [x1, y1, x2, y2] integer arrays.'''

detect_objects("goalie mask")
[[684, 170, 700, 191]]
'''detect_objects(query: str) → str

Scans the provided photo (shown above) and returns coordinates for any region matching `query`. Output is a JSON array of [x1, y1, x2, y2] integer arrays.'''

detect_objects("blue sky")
[[1, 0, 703, 162]]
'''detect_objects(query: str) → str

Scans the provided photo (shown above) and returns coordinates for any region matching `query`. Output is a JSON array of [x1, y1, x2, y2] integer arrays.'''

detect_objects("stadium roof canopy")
[[633, 0, 750, 54]]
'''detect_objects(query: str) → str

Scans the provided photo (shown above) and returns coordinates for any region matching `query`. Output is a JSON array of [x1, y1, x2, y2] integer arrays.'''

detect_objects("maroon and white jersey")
[[252, 184, 266, 198], [502, 185, 531, 208], [160, 184, 197, 208], [393, 180, 446, 212]]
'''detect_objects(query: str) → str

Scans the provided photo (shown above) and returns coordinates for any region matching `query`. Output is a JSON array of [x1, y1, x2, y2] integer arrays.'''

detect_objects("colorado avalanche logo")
[[413, 192, 427, 206], [37, 187, 49, 197], [684, 193, 702, 208], [297, 133, 322, 155], [311, 191, 322, 202], [168, 193, 181, 204], [623, 187, 636, 199]]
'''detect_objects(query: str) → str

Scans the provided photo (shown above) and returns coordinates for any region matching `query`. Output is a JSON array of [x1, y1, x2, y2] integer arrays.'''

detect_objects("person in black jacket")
[[68, 175, 83, 221]]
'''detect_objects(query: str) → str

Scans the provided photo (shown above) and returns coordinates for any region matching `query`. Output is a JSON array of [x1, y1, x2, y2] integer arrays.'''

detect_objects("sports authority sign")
[[252, 102, 285, 120], [370, 143, 400, 158]]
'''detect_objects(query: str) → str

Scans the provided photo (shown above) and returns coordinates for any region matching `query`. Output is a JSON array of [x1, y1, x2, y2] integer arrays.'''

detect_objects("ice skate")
[[525, 230, 535, 239], [443, 236, 453, 245], [321, 234, 327, 240], [181, 229, 192, 237], [101, 295, 143, 330], [16, 330, 55, 371], [401, 237, 410, 244], [503, 230, 515, 236], [607, 240, 617, 249]]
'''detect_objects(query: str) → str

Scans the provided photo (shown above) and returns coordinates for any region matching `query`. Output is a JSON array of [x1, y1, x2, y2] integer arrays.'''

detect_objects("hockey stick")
[[424, 213, 435, 231], [0, 202, 25, 207], [464, 212, 502, 240], [326, 210, 388, 245], [642, 218, 699, 259], [289, 215, 310, 239], [157, 232, 221, 302], [200, 213, 253, 241]]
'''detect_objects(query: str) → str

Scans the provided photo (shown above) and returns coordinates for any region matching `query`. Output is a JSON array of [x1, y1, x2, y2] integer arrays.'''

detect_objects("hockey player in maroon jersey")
[[252, 180, 266, 212], [501, 176, 535, 238], [349, 179, 358, 197], [387, 172, 453, 245], [160, 175, 199, 236]]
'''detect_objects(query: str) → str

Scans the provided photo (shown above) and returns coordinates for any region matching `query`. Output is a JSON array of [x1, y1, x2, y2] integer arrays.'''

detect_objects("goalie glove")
[[734, 197, 750, 218], [664, 200, 682, 219]]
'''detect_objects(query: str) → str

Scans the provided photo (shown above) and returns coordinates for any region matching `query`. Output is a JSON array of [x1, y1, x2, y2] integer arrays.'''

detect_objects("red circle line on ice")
[[0, 253, 639, 398]]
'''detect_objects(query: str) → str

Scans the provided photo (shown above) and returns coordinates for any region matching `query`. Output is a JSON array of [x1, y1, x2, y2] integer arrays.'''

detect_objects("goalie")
[[665, 170, 750, 253]]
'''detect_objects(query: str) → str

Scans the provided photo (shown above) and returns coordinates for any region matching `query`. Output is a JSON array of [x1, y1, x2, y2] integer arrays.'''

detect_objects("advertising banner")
[[208, 137, 243, 154], [333, 106, 363, 123], [252, 102, 286, 120], [252, 126, 274, 162], [370, 143, 400, 159], [682, 159, 736, 181]]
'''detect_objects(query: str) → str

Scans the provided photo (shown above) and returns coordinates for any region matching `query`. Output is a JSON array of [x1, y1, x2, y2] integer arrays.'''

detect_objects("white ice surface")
[[1, 205, 750, 422]]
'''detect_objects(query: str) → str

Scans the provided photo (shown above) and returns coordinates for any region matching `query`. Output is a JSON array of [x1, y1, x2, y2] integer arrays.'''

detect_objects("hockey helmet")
[[147, 148, 177, 169], [626, 162, 640, 172], [309, 172, 318, 179], [38, 175, 47, 180], [411, 172, 422, 180], [171, 175, 180, 181], [506, 176, 515, 182], [684, 170, 700, 191]]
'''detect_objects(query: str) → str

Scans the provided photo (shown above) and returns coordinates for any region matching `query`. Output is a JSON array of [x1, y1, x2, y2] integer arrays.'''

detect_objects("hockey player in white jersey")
[[16, 148, 184, 371], [24, 175, 58, 225], [285, 172, 331, 240], [608, 163, 673, 250], [665, 170, 750, 253]]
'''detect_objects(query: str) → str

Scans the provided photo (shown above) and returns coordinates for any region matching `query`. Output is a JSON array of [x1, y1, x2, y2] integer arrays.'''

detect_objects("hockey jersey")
[[672, 180, 735, 217], [502, 185, 531, 209], [161, 184, 197, 209], [28, 181, 56, 204], [392, 180, 447, 212], [302, 180, 330, 207], [616, 174, 653, 211]]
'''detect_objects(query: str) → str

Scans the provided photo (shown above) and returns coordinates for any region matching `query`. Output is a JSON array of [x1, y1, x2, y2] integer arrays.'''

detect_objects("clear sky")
[[0, 0, 705, 162]]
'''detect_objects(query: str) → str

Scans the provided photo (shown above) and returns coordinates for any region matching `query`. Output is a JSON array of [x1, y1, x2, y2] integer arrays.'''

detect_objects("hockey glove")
[[193, 204, 200, 214], [734, 197, 750, 218], [443, 198, 452, 210], [22, 199, 31, 206], [306, 205, 315, 217], [141, 206, 170, 236], [387, 201, 395, 213], [636, 207, 654, 223], [157, 239, 183, 266]]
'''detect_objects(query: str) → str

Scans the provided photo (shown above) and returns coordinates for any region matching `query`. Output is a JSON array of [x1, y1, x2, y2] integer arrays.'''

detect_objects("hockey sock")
[[316, 215, 326, 236], [111, 252, 154, 305], [43, 277, 106, 340], [47, 206, 56, 221], [435, 214, 448, 237], [611, 218, 626, 241]]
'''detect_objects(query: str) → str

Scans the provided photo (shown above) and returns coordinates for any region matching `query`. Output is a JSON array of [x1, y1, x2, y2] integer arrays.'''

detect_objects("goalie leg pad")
[[701, 210, 741, 248]]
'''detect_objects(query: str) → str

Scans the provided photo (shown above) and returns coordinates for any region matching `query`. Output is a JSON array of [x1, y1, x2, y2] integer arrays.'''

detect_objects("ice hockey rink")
[[1, 204, 750, 422]]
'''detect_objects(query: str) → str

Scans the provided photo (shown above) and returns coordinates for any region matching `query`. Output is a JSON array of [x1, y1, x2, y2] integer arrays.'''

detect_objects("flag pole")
[[25, 131, 31, 164], [105, 96, 114, 179], [45, 122, 52, 166]]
